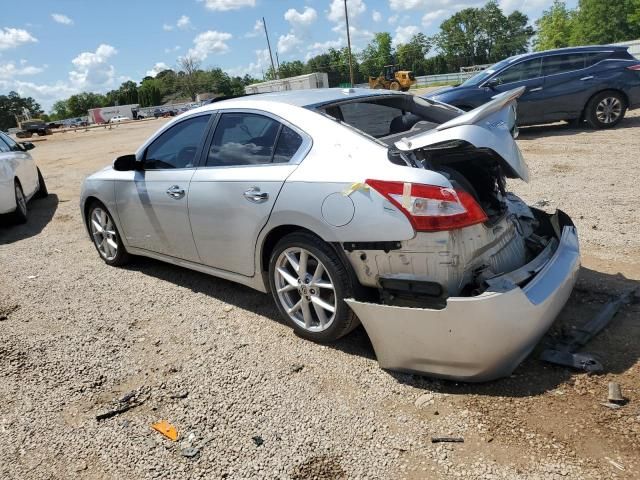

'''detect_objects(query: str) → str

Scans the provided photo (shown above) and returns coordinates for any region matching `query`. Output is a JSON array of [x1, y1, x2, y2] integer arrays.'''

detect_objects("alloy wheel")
[[274, 247, 337, 332], [90, 207, 119, 261], [595, 97, 622, 124]]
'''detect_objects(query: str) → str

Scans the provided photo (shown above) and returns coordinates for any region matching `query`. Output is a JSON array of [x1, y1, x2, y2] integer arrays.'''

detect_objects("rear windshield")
[[315, 95, 460, 145]]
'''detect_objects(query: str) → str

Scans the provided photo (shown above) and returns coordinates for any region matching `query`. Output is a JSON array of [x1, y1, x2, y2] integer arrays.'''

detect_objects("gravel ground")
[[1, 113, 639, 479]]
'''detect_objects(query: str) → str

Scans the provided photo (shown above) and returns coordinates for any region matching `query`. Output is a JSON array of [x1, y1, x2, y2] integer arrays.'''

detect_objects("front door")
[[490, 57, 545, 124], [115, 113, 212, 262], [189, 111, 307, 277]]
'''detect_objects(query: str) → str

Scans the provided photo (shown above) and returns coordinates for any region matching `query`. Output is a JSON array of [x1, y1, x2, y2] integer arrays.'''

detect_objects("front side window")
[[0, 136, 11, 153], [144, 114, 211, 170], [0, 132, 21, 152], [206, 113, 301, 166], [543, 54, 587, 76], [494, 58, 542, 84]]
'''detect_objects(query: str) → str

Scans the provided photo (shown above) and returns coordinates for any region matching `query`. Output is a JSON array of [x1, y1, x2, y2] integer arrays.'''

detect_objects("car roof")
[[505, 45, 628, 63], [207, 88, 405, 109]]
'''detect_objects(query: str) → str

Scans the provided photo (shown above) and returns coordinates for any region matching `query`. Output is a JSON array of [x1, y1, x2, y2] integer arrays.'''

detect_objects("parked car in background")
[[81, 88, 580, 381], [109, 115, 130, 123], [0, 131, 47, 223], [426, 45, 640, 128]]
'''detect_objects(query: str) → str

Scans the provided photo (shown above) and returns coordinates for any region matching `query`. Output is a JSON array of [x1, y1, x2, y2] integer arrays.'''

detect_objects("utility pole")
[[344, 0, 354, 86], [262, 17, 278, 80], [275, 51, 280, 73]]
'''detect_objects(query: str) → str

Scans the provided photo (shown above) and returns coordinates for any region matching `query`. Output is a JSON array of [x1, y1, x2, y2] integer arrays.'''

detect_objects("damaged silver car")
[[80, 87, 580, 382]]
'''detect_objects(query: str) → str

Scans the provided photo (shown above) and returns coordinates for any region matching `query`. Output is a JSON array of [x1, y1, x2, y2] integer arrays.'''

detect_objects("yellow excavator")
[[368, 65, 416, 91]]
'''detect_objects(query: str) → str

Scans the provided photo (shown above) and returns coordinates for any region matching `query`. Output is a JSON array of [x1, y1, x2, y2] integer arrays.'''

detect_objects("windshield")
[[461, 58, 514, 86]]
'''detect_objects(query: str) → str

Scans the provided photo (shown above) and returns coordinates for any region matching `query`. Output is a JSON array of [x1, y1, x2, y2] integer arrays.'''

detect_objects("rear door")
[[540, 53, 593, 122], [115, 113, 212, 261], [189, 110, 309, 277], [489, 57, 545, 124]]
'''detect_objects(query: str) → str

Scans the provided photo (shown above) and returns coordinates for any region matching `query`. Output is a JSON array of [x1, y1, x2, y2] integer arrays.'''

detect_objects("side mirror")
[[113, 154, 140, 171], [486, 77, 500, 89], [21, 142, 35, 151]]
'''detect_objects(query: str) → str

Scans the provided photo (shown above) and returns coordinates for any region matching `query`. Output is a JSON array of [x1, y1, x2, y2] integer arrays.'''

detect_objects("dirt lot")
[[1, 112, 639, 479]]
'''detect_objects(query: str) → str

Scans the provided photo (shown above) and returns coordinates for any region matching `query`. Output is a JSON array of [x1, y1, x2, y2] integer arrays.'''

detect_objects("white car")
[[0, 132, 48, 223], [109, 115, 130, 123]]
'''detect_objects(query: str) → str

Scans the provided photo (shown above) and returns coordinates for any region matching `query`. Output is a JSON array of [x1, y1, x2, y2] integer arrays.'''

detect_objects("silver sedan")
[[80, 88, 580, 382]]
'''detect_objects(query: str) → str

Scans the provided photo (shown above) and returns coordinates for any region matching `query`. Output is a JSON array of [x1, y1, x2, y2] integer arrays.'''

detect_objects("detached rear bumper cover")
[[345, 215, 580, 382]]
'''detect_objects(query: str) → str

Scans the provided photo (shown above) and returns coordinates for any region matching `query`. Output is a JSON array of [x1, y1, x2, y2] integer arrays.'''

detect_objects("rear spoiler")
[[435, 86, 526, 132]]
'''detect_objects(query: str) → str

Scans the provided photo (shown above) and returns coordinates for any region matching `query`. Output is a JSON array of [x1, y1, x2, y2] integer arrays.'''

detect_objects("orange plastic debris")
[[152, 420, 178, 441]]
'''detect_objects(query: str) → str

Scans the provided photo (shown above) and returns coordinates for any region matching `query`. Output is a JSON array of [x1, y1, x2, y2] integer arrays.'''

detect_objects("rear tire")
[[268, 232, 358, 343], [35, 168, 48, 198], [585, 91, 626, 129], [10, 181, 28, 224], [389, 81, 401, 91], [86, 202, 130, 267]]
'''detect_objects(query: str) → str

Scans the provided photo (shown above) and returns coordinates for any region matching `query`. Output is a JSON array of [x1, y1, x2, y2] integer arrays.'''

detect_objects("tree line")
[[1, 0, 638, 129]]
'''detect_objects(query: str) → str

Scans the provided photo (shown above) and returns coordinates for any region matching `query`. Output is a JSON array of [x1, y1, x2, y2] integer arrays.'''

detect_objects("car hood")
[[395, 87, 529, 181]]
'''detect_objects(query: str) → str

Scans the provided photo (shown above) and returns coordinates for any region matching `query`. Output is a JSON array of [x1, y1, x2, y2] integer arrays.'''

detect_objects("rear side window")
[[542, 54, 587, 75], [207, 113, 301, 166], [0, 132, 21, 152], [144, 114, 211, 169], [495, 58, 542, 84], [585, 52, 610, 67], [0, 136, 10, 153], [338, 102, 403, 137]]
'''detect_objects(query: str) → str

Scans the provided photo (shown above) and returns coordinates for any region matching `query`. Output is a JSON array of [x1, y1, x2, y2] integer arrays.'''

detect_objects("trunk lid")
[[394, 87, 529, 182]]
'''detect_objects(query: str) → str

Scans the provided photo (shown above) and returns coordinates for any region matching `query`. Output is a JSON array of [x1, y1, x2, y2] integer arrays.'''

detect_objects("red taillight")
[[627, 64, 640, 71], [366, 179, 487, 232]]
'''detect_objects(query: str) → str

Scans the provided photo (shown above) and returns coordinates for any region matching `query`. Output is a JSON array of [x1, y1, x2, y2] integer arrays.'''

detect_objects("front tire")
[[87, 202, 130, 266], [10, 181, 28, 224], [585, 91, 626, 129], [268, 232, 358, 343], [35, 168, 48, 198]]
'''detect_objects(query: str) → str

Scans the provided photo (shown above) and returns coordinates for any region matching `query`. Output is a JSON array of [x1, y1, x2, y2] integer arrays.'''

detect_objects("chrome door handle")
[[243, 187, 269, 203], [166, 185, 185, 199], [529, 86, 543, 92], [580, 75, 594, 81]]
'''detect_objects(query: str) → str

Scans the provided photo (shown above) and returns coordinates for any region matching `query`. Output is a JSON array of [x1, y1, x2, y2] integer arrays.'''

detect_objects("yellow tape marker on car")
[[402, 182, 412, 210], [343, 182, 370, 196]]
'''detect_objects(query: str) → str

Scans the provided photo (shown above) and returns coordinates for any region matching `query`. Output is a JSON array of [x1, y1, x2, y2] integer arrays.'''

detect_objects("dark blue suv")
[[426, 46, 640, 129]]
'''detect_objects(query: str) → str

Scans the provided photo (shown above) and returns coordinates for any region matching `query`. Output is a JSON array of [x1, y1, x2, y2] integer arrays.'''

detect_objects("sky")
[[0, 0, 578, 111]]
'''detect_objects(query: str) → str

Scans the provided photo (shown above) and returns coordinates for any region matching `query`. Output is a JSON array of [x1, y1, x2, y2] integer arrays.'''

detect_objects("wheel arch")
[[259, 224, 322, 275], [582, 88, 629, 117]]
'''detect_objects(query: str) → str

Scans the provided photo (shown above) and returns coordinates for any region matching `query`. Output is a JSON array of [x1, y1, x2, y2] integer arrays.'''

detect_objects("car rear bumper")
[[345, 212, 580, 382]]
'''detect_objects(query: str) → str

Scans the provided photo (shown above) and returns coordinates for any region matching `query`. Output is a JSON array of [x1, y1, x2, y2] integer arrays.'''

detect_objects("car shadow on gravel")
[[518, 114, 640, 139], [385, 266, 640, 398], [0, 193, 58, 245]]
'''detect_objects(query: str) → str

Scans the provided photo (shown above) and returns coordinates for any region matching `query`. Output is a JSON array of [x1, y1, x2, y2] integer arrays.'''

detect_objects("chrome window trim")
[[197, 107, 313, 170], [480, 50, 616, 88]]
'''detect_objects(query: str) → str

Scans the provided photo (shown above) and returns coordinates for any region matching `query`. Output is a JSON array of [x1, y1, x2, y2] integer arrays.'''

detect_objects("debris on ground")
[[169, 390, 189, 399], [415, 393, 434, 408], [252, 435, 264, 447], [608, 382, 625, 404], [533, 199, 550, 207], [289, 364, 304, 374], [152, 420, 179, 441], [95, 390, 148, 421], [181, 447, 200, 458], [431, 437, 464, 443]]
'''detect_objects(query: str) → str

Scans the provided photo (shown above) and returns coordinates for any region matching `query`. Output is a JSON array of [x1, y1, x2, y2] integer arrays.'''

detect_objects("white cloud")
[[277, 33, 302, 54], [388, 14, 399, 24], [165, 45, 181, 53], [327, 0, 366, 22], [0, 62, 45, 79], [146, 62, 171, 77], [422, 9, 448, 26], [284, 7, 318, 28], [51, 13, 74, 26], [163, 24, 174, 31], [372, 10, 382, 22], [306, 39, 343, 59], [0, 28, 37, 51], [187, 30, 233, 61], [69, 44, 118, 90], [393, 25, 420, 46], [199, 0, 256, 11], [177, 15, 191, 30], [245, 19, 263, 38], [227, 48, 271, 78]]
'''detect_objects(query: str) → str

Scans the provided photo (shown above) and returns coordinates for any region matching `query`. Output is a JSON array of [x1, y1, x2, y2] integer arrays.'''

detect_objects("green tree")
[[278, 60, 306, 78], [359, 32, 394, 78], [138, 78, 162, 107], [396, 33, 432, 75], [0, 91, 43, 130], [534, 0, 574, 51], [571, 0, 640, 44], [66, 92, 106, 117]]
